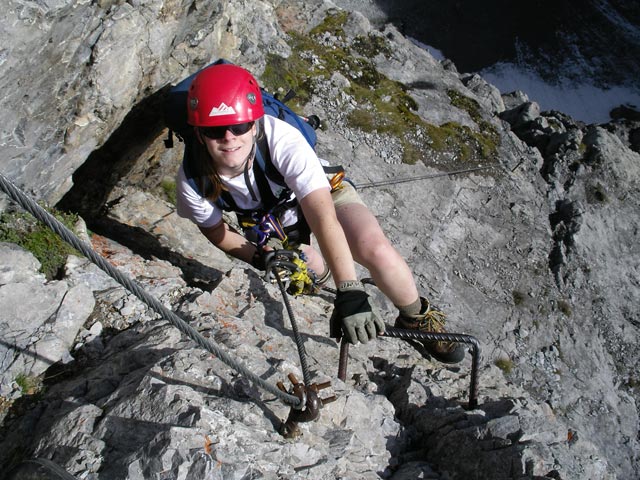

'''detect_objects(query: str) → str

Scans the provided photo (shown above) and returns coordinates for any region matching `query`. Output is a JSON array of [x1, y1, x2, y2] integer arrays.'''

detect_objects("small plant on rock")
[[0, 207, 80, 280], [495, 358, 515, 374], [14, 373, 43, 396]]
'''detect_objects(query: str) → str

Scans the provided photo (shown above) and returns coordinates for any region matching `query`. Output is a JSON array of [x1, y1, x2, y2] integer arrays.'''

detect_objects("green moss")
[[352, 33, 393, 59], [0, 208, 80, 280], [346, 78, 420, 134], [557, 300, 572, 317], [262, 51, 315, 108], [495, 358, 514, 374], [161, 178, 177, 206], [512, 290, 526, 306], [308, 9, 349, 38], [446, 89, 500, 160], [264, 10, 499, 166], [402, 142, 424, 166], [447, 90, 483, 123], [14, 373, 43, 395], [585, 183, 609, 204]]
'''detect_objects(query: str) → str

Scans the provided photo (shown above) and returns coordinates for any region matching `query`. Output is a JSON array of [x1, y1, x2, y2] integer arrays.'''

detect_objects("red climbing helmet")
[[187, 63, 264, 127]]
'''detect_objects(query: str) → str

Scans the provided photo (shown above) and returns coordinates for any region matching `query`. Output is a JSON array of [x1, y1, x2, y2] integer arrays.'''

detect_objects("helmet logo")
[[247, 93, 257, 105], [208, 102, 237, 117], [189, 98, 198, 110]]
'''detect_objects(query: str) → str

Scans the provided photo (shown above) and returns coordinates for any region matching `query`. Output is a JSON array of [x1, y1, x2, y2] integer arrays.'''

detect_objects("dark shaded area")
[[373, 0, 563, 70], [548, 198, 582, 284], [0, 314, 302, 478], [0, 323, 179, 476], [368, 356, 564, 479], [88, 216, 225, 291], [7, 458, 79, 480], [373, 0, 640, 85], [57, 86, 172, 219]]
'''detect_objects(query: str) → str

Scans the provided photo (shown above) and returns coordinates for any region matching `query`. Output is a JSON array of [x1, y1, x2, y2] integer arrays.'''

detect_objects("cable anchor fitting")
[[277, 373, 336, 439]]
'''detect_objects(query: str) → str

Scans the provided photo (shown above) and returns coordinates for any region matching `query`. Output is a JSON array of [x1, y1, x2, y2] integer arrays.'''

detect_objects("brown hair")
[[190, 139, 225, 201]]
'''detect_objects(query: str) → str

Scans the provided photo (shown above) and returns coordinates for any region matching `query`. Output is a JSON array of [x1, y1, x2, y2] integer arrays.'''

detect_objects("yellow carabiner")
[[329, 171, 345, 192], [287, 256, 315, 296]]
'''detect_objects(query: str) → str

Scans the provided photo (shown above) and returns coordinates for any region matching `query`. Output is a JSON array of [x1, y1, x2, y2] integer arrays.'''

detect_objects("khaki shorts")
[[329, 177, 365, 208]]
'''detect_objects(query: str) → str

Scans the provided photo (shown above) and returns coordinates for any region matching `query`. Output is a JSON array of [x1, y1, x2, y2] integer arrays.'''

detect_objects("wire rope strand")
[[353, 164, 498, 190], [275, 275, 312, 386], [0, 172, 302, 408]]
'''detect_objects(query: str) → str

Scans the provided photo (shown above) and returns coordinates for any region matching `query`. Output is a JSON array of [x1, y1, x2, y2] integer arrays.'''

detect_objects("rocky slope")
[[1, 0, 639, 479]]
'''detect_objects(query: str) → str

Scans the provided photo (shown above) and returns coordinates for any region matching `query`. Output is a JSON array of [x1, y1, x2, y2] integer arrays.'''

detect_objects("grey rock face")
[[0, 243, 95, 399], [0, 0, 639, 479], [1, 0, 290, 205]]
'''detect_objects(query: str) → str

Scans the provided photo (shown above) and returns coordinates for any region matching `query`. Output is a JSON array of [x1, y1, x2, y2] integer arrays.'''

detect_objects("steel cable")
[[0, 172, 302, 408], [275, 275, 312, 386], [353, 164, 498, 190]]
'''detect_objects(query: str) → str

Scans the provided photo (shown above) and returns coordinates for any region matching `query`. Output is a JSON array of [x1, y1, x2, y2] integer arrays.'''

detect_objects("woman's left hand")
[[330, 283, 385, 344]]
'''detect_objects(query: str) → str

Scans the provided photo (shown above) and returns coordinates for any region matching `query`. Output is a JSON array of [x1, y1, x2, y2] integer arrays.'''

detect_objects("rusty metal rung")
[[337, 326, 481, 409]]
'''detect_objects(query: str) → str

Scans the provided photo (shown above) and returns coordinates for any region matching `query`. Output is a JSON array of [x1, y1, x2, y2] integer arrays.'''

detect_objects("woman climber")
[[175, 63, 464, 364]]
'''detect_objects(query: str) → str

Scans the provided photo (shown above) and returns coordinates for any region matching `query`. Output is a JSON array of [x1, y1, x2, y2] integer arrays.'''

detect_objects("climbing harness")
[[242, 212, 288, 248]]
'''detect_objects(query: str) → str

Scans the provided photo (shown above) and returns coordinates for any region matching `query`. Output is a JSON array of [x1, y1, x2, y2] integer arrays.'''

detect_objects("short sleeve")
[[175, 163, 223, 228], [263, 116, 330, 200]]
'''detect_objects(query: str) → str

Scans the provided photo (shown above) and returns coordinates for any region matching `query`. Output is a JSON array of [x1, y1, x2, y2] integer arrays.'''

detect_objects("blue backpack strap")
[[253, 132, 294, 215], [261, 90, 317, 149]]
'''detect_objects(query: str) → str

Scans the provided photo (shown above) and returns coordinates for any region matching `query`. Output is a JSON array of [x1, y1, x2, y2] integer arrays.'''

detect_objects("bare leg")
[[335, 202, 419, 306]]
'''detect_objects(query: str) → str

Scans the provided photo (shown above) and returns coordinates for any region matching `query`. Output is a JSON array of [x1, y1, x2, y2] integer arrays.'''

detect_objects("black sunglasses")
[[199, 122, 254, 139]]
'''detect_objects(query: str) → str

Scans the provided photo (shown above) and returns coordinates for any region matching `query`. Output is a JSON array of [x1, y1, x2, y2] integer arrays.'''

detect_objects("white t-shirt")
[[176, 115, 330, 228]]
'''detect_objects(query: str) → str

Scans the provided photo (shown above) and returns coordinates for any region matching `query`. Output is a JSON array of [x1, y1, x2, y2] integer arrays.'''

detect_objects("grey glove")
[[330, 281, 385, 344]]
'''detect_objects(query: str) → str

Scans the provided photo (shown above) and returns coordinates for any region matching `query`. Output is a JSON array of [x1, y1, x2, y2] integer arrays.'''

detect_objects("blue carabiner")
[[261, 213, 287, 242], [247, 213, 287, 247]]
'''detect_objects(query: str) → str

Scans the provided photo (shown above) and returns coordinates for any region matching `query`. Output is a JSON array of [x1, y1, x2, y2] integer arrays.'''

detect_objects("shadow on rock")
[[246, 271, 336, 349], [368, 356, 563, 479], [57, 86, 171, 220], [0, 323, 180, 475], [88, 215, 224, 292]]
